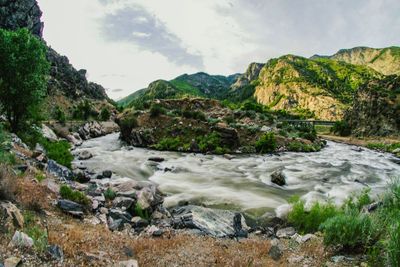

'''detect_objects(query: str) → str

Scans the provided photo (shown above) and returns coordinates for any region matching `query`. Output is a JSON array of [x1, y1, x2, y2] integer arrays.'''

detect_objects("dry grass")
[[0, 164, 18, 201], [15, 175, 54, 212]]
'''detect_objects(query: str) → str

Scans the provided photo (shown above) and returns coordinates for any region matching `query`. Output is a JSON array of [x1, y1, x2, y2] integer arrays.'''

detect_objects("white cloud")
[[37, 0, 400, 100]]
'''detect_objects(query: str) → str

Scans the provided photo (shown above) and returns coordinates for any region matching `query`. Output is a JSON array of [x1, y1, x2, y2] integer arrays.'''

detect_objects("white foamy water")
[[73, 133, 400, 217]]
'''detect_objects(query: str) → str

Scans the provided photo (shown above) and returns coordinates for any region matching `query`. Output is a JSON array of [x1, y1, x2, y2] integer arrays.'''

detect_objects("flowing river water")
[[73, 133, 400, 217]]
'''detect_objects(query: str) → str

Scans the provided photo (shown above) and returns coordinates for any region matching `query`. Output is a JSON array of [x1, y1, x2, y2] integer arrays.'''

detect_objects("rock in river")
[[271, 170, 286, 186], [171, 205, 248, 238]]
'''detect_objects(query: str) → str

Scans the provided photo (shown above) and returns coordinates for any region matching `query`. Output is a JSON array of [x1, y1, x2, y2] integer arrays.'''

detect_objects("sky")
[[37, 0, 400, 100]]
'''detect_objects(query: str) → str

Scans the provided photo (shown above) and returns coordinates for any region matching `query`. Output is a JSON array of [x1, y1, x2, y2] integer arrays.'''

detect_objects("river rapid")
[[73, 133, 400, 217]]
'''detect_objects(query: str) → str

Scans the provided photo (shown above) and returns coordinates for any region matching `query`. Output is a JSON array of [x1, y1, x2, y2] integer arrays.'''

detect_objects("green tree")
[[99, 107, 110, 121], [0, 29, 50, 131]]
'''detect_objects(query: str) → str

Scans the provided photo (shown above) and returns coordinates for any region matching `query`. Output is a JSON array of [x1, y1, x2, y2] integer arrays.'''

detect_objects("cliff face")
[[345, 76, 400, 137], [0, 0, 43, 37], [252, 55, 381, 120], [313, 46, 400, 76]]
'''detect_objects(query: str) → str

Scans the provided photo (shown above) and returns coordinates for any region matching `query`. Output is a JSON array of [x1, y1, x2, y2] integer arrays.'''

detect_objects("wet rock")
[[41, 124, 58, 141], [223, 154, 235, 160], [116, 259, 139, 267], [48, 245, 64, 261], [57, 199, 84, 218], [47, 160, 74, 181], [73, 169, 91, 183], [362, 201, 381, 213], [66, 132, 83, 146], [271, 170, 286, 186], [171, 205, 248, 238], [78, 150, 93, 160], [0, 201, 24, 230], [233, 212, 248, 238], [9, 231, 34, 248], [148, 157, 165, 163], [102, 170, 112, 178], [4, 257, 21, 267], [268, 245, 282, 261], [276, 227, 296, 238]]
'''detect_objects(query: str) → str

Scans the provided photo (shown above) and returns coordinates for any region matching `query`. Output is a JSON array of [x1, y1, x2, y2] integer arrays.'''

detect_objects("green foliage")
[[134, 203, 150, 220], [241, 101, 265, 113], [42, 140, 73, 168], [197, 132, 222, 152], [387, 222, 400, 267], [118, 112, 138, 139], [367, 142, 400, 153], [182, 110, 206, 121], [255, 132, 277, 153], [154, 137, 182, 151], [288, 196, 340, 234], [35, 172, 46, 182], [99, 107, 111, 121], [287, 141, 320, 152], [332, 120, 351, 136], [59, 185, 90, 206], [72, 100, 94, 120], [54, 106, 66, 123], [149, 104, 166, 117], [104, 188, 117, 200], [0, 29, 50, 132], [0, 125, 15, 164]]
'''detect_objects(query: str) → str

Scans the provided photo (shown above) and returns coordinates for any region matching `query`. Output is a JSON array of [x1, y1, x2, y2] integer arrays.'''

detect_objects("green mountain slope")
[[312, 46, 400, 75]]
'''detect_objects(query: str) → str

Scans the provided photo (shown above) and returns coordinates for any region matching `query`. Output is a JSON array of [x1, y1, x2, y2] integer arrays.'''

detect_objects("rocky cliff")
[[345, 75, 400, 136], [312, 46, 400, 76]]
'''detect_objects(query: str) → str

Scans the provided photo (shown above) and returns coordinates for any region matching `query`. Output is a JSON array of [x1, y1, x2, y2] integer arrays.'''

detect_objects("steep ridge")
[[345, 75, 400, 136], [312, 46, 400, 75]]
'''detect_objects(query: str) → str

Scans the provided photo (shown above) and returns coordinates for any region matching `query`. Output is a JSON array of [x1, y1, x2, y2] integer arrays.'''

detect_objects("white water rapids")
[[73, 133, 400, 217]]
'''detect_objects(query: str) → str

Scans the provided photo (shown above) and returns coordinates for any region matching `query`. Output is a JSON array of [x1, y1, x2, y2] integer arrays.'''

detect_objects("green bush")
[[59, 185, 90, 206], [182, 110, 206, 121], [72, 100, 94, 120], [99, 107, 111, 121], [154, 137, 182, 151], [104, 187, 117, 200], [149, 104, 166, 117], [54, 106, 66, 123], [287, 141, 319, 152], [118, 112, 138, 139], [255, 132, 277, 153], [332, 120, 351, 136], [320, 212, 375, 250], [288, 196, 339, 234], [0, 125, 15, 165], [241, 101, 264, 113], [134, 203, 150, 220], [387, 222, 400, 267], [197, 132, 221, 152], [42, 140, 73, 168]]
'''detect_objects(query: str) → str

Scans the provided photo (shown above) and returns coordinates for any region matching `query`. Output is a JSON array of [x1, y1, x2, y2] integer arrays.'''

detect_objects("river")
[[73, 133, 400, 217]]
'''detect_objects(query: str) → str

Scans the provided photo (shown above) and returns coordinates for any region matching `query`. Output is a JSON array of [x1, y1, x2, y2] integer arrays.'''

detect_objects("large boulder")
[[171, 205, 248, 238], [271, 170, 286, 186], [9, 231, 34, 248], [41, 124, 58, 141], [0, 202, 24, 233], [47, 160, 74, 181], [57, 199, 84, 218]]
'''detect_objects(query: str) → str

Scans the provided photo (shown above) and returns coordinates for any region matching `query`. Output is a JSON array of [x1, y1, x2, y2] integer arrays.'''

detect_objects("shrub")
[[241, 101, 264, 113], [134, 203, 150, 220], [54, 106, 66, 123], [332, 120, 351, 136], [197, 132, 221, 152], [320, 212, 375, 250], [287, 141, 319, 152], [35, 172, 46, 182], [99, 107, 111, 121], [387, 222, 400, 267], [149, 104, 166, 117], [42, 140, 73, 168], [288, 196, 339, 234], [59, 185, 90, 206], [154, 137, 182, 151], [255, 132, 277, 153], [104, 188, 117, 200], [182, 110, 206, 121], [118, 112, 138, 139], [72, 100, 94, 120], [0, 125, 15, 164]]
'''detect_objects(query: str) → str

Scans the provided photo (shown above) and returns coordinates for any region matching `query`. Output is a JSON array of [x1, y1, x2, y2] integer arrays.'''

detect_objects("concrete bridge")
[[279, 119, 337, 126]]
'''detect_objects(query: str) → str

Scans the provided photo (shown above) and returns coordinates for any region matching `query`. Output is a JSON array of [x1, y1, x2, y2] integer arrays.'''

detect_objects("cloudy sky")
[[37, 0, 400, 100]]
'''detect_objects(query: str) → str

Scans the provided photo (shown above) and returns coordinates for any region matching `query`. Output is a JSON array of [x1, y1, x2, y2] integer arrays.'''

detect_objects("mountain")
[[118, 72, 240, 108], [0, 0, 112, 118], [231, 55, 382, 120], [312, 46, 400, 75], [345, 75, 400, 136]]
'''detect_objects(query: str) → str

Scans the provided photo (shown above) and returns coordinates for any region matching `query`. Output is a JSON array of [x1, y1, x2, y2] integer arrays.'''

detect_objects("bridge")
[[279, 120, 337, 126]]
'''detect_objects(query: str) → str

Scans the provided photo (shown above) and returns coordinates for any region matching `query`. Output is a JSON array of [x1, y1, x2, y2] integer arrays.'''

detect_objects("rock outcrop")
[[0, 0, 43, 37], [345, 75, 400, 136]]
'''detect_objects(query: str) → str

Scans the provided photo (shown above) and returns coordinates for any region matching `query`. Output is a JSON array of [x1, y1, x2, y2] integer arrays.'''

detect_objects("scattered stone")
[[4, 257, 21, 267], [47, 160, 74, 181], [108, 217, 123, 231], [261, 126, 272, 132], [11, 134, 29, 150], [271, 170, 286, 186], [276, 227, 296, 238], [109, 209, 132, 224], [131, 216, 149, 228], [148, 157, 165, 163], [78, 150, 93, 160], [48, 245, 64, 261], [115, 259, 139, 267], [268, 245, 282, 261], [73, 169, 91, 183], [223, 154, 235, 160], [100, 207, 109, 214], [112, 197, 135, 210], [9, 231, 34, 248], [66, 132, 83, 146], [171, 205, 248, 238], [0, 202, 24, 229], [102, 170, 112, 178], [57, 199, 84, 218]]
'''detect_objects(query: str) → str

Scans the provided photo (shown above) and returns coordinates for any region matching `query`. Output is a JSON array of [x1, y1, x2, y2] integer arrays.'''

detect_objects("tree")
[[0, 28, 49, 131], [99, 107, 110, 121]]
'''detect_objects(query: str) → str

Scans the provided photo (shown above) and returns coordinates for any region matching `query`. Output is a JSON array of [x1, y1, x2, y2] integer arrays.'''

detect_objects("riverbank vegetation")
[[287, 181, 400, 265]]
